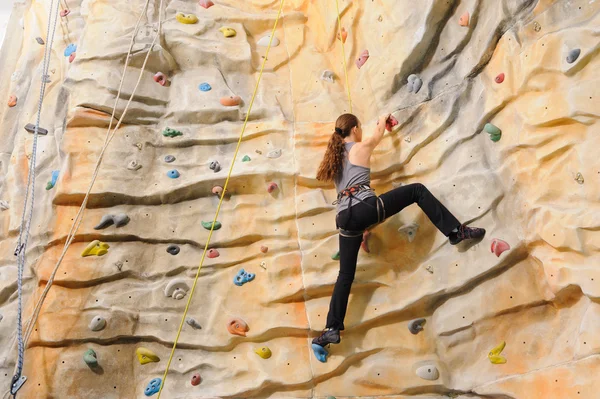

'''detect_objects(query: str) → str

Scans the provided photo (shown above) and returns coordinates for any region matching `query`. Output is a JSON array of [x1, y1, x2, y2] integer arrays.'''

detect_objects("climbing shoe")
[[312, 328, 341, 347], [449, 224, 486, 245]]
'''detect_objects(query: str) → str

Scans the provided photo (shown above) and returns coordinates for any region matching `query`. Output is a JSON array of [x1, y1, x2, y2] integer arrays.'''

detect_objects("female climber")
[[312, 113, 486, 347]]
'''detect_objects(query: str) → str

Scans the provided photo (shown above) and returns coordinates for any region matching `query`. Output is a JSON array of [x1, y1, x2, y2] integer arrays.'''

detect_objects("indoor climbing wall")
[[0, 0, 599, 398]]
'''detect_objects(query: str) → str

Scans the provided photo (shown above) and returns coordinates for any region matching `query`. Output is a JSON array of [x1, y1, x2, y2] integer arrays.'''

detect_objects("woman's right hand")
[[377, 113, 391, 131]]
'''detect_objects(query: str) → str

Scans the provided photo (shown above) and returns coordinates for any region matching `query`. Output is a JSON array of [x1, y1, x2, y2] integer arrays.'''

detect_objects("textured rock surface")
[[0, 0, 599, 398]]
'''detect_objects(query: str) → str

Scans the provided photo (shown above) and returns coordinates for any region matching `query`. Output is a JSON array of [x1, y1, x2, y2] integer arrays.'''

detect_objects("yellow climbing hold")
[[81, 240, 110, 257], [219, 27, 236, 37], [176, 12, 198, 24], [136, 347, 160, 365], [488, 341, 507, 364], [254, 347, 272, 359]]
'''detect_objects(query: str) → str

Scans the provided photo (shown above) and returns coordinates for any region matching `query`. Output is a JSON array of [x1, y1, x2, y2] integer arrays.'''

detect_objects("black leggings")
[[326, 183, 461, 330]]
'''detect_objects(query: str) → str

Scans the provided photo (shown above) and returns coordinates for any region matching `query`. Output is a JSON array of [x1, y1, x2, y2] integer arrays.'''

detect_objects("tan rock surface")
[[0, 0, 599, 398]]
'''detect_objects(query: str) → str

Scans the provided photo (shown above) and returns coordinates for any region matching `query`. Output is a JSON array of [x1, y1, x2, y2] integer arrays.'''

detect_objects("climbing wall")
[[0, 0, 599, 398]]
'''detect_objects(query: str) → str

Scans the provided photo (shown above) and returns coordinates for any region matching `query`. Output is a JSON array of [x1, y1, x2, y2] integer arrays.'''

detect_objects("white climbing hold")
[[127, 160, 142, 171], [404, 136, 411, 143], [267, 149, 282, 159], [398, 223, 419, 242], [425, 265, 433, 274], [416, 365, 439, 381], [321, 70, 335, 83], [407, 74, 423, 93], [0, 200, 9, 211], [89, 316, 106, 331], [164, 279, 190, 300], [257, 35, 280, 47]]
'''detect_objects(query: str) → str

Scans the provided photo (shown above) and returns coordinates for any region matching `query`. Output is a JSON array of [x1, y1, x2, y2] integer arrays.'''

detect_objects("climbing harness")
[[335, 0, 352, 113], [155, 1, 285, 396], [333, 184, 385, 237]]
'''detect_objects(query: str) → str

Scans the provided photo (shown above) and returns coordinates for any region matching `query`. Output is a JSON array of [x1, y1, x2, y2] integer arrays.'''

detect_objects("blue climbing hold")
[[144, 378, 161, 397], [311, 343, 328, 363], [199, 83, 211, 92], [233, 269, 255, 286], [64, 43, 77, 57], [167, 170, 180, 179], [46, 170, 59, 190]]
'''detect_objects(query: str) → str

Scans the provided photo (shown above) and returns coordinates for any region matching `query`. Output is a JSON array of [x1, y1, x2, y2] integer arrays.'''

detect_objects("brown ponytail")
[[316, 113, 359, 182]]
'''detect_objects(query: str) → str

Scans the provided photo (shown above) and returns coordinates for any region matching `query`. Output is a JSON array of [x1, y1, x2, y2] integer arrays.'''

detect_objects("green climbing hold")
[[484, 123, 502, 142], [242, 155, 251, 162], [83, 349, 98, 367], [327, 396, 336, 399], [162, 127, 182, 137], [331, 251, 340, 260], [202, 221, 222, 230]]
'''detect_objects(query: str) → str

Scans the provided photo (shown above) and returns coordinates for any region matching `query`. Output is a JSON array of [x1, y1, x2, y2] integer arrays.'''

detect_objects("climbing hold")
[[134, 142, 143, 151], [331, 251, 340, 260], [64, 43, 77, 57], [327, 397, 336, 399], [153, 72, 167, 86], [227, 318, 249, 336], [167, 245, 180, 255], [398, 222, 419, 243], [416, 365, 439, 380], [408, 318, 426, 334], [490, 238, 510, 257], [191, 373, 201, 386], [199, 83, 211, 92], [176, 12, 198, 24], [566, 48, 581, 64], [81, 240, 110, 257], [94, 213, 130, 229], [202, 220, 222, 230], [267, 149, 282, 159], [136, 347, 160, 365], [259, 261, 267, 270], [337, 27, 347, 43], [254, 347, 272, 359], [533, 21, 541, 32], [60, 9, 70, 17], [311, 343, 328, 363], [495, 73, 505, 84], [115, 261, 123, 271], [212, 186, 223, 197], [219, 27, 236, 37], [36, 37, 45, 45], [209, 160, 221, 172], [42, 74, 51, 83], [405, 136, 411, 143], [69, 52, 76, 63], [242, 155, 251, 162], [321, 70, 335, 83], [89, 316, 106, 332], [45, 170, 59, 190], [257, 35, 280, 47], [220, 95, 241, 106], [186, 317, 202, 329], [164, 155, 175, 163], [361, 231, 371, 253], [0, 200, 9, 211], [144, 378, 162, 397], [425, 265, 434, 274], [458, 12, 469, 27], [8, 95, 17, 107], [207, 248, 220, 258], [199, 0, 214, 8], [267, 182, 278, 193], [164, 279, 190, 300], [385, 115, 398, 132], [234, 269, 255, 286], [575, 172, 584, 184], [127, 160, 142, 170], [83, 349, 98, 367], [488, 341, 507, 364], [24, 123, 48, 135], [256, 150, 262, 154], [167, 170, 180, 179], [356, 50, 369, 69], [260, 245, 268, 253], [484, 123, 502, 142], [163, 127, 182, 137], [407, 74, 423, 93]]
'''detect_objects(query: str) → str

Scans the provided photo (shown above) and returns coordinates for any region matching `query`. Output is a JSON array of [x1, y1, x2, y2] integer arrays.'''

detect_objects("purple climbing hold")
[[164, 155, 175, 163], [408, 318, 426, 334], [209, 161, 221, 172], [167, 245, 180, 255], [36, 37, 45, 45]]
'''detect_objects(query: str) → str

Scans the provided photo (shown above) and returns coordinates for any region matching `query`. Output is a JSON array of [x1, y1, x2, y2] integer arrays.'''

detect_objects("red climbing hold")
[[361, 231, 371, 253], [199, 0, 214, 8], [267, 182, 278, 193], [459, 12, 469, 27], [495, 73, 505, 84], [260, 246, 268, 253], [191, 373, 201, 386], [7, 95, 17, 108], [356, 50, 369, 69], [386, 115, 398, 132], [208, 249, 220, 258], [69, 52, 76, 63], [491, 238, 510, 257], [60, 9, 70, 17], [337, 27, 347, 43], [153, 72, 167, 86]]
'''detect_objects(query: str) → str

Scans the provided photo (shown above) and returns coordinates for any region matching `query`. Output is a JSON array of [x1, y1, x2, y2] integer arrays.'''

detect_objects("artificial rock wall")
[[0, 0, 599, 398]]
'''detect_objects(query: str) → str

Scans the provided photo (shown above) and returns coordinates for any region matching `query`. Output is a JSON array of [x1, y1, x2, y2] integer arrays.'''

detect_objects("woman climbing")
[[312, 113, 486, 347]]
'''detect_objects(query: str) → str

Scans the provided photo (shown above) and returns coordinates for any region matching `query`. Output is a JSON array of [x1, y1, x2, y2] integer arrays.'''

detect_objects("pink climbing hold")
[[260, 245, 268, 253], [356, 50, 369, 69], [337, 27, 347, 43], [153, 72, 167, 86], [60, 9, 70, 17], [386, 115, 398, 132], [267, 182, 278, 193], [361, 231, 371, 253], [495, 73, 505, 84], [199, 0, 214, 8], [191, 373, 201, 386], [69, 52, 76, 63], [459, 12, 470, 27], [491, 238, 510, 257], [220, 95, 241, 106], [8, 95, 17, 108], [208, 249, 220, 258], [212, 185, 224, 197]]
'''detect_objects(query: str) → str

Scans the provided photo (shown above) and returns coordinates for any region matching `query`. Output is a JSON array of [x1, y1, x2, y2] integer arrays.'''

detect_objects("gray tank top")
[[334, 142, 375, 213]]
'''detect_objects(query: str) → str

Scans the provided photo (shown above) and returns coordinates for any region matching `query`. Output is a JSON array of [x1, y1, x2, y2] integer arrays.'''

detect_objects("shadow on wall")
[[0, 0, 25, 49]]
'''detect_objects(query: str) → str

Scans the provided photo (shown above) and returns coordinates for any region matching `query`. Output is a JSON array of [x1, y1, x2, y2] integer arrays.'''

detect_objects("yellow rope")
[[335, 0, 352, 113], [156, 0, 286, 396]]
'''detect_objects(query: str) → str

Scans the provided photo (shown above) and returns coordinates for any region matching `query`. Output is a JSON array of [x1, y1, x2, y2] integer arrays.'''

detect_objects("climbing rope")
[[155, 0, 286, 396], [335, 0, 352, 113], [9, 0, 61, 395]]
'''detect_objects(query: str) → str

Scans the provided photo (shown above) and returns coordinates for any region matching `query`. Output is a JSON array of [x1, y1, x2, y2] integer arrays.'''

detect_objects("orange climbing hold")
[[491, 238, 510, 257], [459, 12, 469, 27], [153, 72, 167, 86], [227, 318, 249, 336], [260, 245, 268, 253], [337, 27, 347, 43], [220, 95, 241, 106], [7, 95, 17, 107], [212, 185, 224, 197]]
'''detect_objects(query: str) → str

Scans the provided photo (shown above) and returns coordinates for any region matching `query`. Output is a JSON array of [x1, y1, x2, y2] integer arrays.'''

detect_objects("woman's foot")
[[449, 224, 486, 245], [312, 328, 341, 347]]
